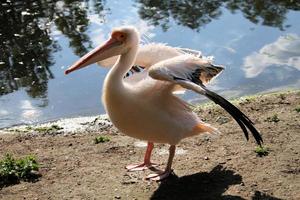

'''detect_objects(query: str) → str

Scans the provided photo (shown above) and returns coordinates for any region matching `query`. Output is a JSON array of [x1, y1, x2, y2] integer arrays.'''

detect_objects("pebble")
[[216, 116, 230, 124]]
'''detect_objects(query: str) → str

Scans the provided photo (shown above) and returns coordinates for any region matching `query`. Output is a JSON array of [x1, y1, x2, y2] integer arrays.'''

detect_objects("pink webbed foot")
[[126, 162, 158, 172], [146, 169, 173, 181], [146, 145, 176, 181], [126, 142, 156, 172]]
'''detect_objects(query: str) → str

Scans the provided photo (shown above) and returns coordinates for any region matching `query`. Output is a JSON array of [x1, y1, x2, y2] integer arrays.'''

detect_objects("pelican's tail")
[[192, 122, 221, 136]]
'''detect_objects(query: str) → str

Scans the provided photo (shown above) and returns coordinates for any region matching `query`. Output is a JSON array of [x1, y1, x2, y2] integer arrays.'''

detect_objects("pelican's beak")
[[65, 37, 122, 75]]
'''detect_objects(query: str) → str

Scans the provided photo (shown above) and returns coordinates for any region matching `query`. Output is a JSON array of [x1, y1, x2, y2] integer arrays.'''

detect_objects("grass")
[[27, 124, 63, 133], [295, 106, 300, 113], [0, 154, 39, 184], [8, 124, 63, 133], [8, 128, 22, 133], [278, 93, 286, 100], [94, 136, 110, 144], [254, 146, 269, 157], [266, 114, 280, 123]]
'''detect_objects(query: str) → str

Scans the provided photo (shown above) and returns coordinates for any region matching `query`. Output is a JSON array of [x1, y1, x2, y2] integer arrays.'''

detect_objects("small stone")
[[216, 116, 230, 124], [204, 156, 209, 160], [115, 196, 121, 199]]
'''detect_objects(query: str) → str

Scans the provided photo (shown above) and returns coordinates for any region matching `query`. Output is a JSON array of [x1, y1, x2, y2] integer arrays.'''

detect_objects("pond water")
[[1, 0, 300, 128]]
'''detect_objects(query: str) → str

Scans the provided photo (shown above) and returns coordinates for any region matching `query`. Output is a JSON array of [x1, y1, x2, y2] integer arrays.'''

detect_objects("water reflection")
[[225, 0, 300, 30], [243, 34, 300, 77], [54, 1, 92, 56], [136, 0, 300, 31], [0, 0, 106, 98], [0, 0, 55, 98], [136, 0, 222, 31], [1, 0, 299, 99], [0, 0, 299, 128]]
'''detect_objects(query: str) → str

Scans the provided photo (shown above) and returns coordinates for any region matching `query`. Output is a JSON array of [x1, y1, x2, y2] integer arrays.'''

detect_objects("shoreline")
[[1, 89, 298, 136]]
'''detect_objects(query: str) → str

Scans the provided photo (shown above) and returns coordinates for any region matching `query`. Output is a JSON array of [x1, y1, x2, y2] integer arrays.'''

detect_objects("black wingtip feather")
[[203, 89, 263, 146]]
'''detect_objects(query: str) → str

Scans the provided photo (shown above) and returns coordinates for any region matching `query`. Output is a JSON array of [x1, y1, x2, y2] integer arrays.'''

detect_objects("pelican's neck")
[[108, 45, 138, 83]]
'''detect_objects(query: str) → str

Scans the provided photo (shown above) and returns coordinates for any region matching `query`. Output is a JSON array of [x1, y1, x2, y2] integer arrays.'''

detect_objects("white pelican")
[[65, 26, 263, 181]]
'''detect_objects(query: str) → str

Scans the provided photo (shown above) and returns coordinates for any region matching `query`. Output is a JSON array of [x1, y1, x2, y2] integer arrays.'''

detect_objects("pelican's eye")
[[112, 31, 127, 42]]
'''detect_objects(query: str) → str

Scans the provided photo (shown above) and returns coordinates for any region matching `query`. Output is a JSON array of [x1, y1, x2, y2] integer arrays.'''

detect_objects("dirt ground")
[[0, 91, 299, 200]]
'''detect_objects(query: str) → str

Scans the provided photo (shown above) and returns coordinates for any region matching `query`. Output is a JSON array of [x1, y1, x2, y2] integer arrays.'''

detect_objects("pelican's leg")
[[126, 142, 157, 171], [146, 145, 176, 181]]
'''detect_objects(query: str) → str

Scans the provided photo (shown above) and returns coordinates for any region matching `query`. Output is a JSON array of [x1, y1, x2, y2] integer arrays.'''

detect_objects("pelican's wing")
[[175, 47, 202, 58], [148, 54, 224, 84], [98, 43, 223, 86], [97, 43, 183, 68], [148, 55, 263, 146]]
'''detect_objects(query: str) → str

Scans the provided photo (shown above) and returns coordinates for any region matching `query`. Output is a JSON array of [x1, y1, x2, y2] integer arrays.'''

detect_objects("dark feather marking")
[[173, 76, 187, 81], [202, 86, 263, 146], [131, 66, 142, 73], [124, 65, 145, 78], [191, 68, 202, 85]]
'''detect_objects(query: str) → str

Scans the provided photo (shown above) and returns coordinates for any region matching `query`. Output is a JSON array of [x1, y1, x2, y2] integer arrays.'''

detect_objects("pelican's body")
[[103, 74, 203, 145], [100, 31, 213, 145], [65, 26, 263, 181]]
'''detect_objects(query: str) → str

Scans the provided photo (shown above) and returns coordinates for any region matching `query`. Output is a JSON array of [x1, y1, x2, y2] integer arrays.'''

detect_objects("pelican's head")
[[65, 26, 139, 75]]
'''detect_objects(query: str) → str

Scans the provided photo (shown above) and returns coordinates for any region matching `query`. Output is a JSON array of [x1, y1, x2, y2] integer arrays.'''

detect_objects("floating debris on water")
[[21, 11, 31, 16]]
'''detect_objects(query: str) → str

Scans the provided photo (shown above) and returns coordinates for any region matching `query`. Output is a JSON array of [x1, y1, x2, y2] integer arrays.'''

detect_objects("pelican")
[[65, 26, 263, 181]]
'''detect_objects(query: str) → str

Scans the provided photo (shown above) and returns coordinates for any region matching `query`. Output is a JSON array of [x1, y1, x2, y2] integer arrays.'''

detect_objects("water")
[[0, 0, 300, 128]]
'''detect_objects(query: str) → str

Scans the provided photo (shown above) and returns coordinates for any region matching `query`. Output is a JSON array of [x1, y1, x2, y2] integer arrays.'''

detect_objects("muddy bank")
[[0, 90, 299, 200]]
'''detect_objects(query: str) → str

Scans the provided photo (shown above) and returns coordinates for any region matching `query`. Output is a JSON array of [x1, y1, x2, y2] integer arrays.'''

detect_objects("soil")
[[0, 90, 299, 200]]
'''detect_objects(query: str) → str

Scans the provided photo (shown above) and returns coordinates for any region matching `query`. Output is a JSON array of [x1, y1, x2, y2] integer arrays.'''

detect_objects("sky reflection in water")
[[0, 0, 300, 128]]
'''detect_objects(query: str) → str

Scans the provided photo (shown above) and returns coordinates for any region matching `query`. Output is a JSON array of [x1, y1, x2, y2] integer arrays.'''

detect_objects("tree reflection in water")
[[136, 0, 300, 31], [0, 0, 299, 101], [0, 0, 107, 100]]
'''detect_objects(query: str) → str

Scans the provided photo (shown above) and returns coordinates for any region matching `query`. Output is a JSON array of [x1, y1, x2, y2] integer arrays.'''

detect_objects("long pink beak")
[[65, 37, 120, 75]]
